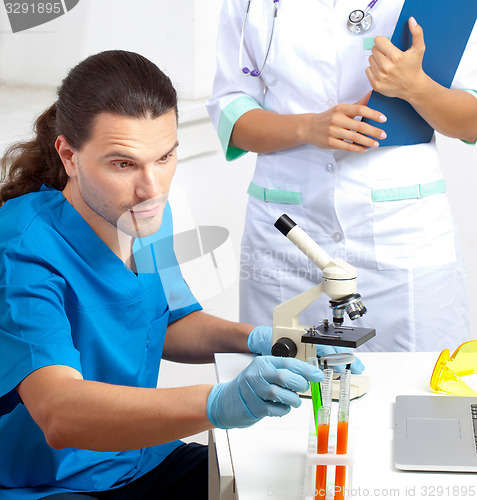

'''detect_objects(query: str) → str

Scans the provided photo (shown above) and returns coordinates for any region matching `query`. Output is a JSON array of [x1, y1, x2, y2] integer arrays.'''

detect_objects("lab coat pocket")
[[372, 193, 456, 270], [243, 189, 312, 278]]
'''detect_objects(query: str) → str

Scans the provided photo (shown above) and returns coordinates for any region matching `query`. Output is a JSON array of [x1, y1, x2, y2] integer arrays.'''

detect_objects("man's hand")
[[206, 356, 323, 429], [248, 325, 273, 355], [366, 17, 428, 101]]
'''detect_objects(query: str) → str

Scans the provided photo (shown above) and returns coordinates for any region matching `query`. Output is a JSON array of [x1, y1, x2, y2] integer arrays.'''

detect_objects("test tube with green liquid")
[[307, 357, 322, 431]]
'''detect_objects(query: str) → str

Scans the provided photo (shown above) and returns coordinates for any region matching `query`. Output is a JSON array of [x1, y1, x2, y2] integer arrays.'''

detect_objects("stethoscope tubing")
[[239, 0, 279, 77], [239, 0, 380, 78]]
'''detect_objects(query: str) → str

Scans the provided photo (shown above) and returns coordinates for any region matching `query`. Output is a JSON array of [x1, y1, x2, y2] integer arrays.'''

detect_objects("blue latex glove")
[[247, 325, 273, 356], [315, 345, 365, 374], [207, 356, 323, 429]]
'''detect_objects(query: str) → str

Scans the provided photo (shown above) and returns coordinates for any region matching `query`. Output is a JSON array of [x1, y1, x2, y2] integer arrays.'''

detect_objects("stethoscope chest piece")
[[347, 9, 372, 34]]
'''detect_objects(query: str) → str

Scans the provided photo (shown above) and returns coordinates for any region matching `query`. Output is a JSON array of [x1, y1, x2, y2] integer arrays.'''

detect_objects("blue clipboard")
[[362, 0, 477, 147]]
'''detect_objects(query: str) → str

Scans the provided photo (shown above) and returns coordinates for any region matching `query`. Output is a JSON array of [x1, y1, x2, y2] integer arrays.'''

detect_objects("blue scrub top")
[[0, 186, 202, 499]]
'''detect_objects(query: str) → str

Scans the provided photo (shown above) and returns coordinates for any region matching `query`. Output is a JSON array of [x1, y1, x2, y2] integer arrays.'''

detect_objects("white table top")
[[214, 352, 477, 500]]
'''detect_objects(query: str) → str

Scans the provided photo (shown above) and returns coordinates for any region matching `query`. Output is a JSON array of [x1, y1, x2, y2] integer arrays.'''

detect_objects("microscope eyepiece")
[[274, 214, 297, 237]]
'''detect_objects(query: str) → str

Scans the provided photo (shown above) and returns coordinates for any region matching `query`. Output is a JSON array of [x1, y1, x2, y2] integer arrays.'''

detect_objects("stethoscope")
[[239, 0, 380, 78], [347, 0, 380, 34], [239, 0, 280, 77]]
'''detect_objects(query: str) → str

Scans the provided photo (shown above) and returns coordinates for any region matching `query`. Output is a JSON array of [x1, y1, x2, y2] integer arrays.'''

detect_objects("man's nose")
[[135, 166, 162, 200]]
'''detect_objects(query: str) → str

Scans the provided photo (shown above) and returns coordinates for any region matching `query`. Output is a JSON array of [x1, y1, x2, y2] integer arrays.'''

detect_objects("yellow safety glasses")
[[430, 341, 477, 396]]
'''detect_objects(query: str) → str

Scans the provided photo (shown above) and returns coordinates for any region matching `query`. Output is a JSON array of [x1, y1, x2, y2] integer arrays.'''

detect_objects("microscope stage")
[[301, 324, 376, 348]]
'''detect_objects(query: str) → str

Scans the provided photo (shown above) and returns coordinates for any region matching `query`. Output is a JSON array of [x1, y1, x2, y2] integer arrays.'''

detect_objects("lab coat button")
[[326, 163, 335, 173], [333, 232, 343, 242], [325, 99, 336, 109]]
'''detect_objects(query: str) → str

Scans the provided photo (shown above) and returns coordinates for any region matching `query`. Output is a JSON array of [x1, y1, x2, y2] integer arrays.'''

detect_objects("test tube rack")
[[304, 405, 355, 500]]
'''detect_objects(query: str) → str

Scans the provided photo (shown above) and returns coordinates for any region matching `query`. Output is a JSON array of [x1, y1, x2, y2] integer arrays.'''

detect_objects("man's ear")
[[55, 135, 78, 178]]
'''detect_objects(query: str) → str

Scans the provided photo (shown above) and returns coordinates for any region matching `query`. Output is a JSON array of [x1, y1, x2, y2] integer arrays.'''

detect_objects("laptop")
[[394, 395, 477, 472]]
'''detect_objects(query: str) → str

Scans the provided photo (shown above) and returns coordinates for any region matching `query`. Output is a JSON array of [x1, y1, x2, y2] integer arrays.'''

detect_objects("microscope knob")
[[271, 337, 298, 358]]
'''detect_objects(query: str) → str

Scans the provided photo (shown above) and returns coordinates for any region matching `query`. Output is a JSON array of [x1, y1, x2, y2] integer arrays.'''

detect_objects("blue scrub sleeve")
[[0, 242, 82, 415]]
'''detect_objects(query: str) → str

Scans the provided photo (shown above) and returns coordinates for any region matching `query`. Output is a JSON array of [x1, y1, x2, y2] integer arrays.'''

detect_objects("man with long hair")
[[0, 50, 353, 499]]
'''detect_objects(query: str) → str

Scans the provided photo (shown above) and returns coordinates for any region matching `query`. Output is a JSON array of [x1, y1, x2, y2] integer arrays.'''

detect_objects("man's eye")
[[159, 154, 171, 163], [113, 161, 133, 169]]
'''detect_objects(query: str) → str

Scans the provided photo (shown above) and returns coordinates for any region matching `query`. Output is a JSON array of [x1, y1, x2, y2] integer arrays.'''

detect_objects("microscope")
[[271, 214, 375, 363]]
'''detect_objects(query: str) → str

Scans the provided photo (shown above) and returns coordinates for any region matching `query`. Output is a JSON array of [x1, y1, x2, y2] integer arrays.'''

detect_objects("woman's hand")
[[366, 17, 428, 101], [301, 93, 388, 153]]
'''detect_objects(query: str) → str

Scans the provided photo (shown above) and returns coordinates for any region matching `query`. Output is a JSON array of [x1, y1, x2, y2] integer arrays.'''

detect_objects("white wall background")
[[0, 1, 476, 399]]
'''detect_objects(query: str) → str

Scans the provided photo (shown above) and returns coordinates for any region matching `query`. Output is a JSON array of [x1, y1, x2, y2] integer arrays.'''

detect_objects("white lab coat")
[[207, 0, 477, 351]]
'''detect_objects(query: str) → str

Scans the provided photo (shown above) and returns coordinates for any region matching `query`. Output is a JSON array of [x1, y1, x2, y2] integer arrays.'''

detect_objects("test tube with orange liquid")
[[335, 369, 351, 500], [315, 406, 330, 500], [315, 367, 333, 500]]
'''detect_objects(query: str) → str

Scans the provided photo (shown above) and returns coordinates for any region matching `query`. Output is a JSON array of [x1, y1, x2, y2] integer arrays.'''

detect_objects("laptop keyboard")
[[472, 404, 477, 451]]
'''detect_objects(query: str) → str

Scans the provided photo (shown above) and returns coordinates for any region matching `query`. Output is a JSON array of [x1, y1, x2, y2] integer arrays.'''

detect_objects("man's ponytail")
[[0, 103, 67, 206]]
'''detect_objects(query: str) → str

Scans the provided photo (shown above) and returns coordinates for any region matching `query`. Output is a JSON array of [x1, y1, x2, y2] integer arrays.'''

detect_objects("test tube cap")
[[320, 352, 354, 368]]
